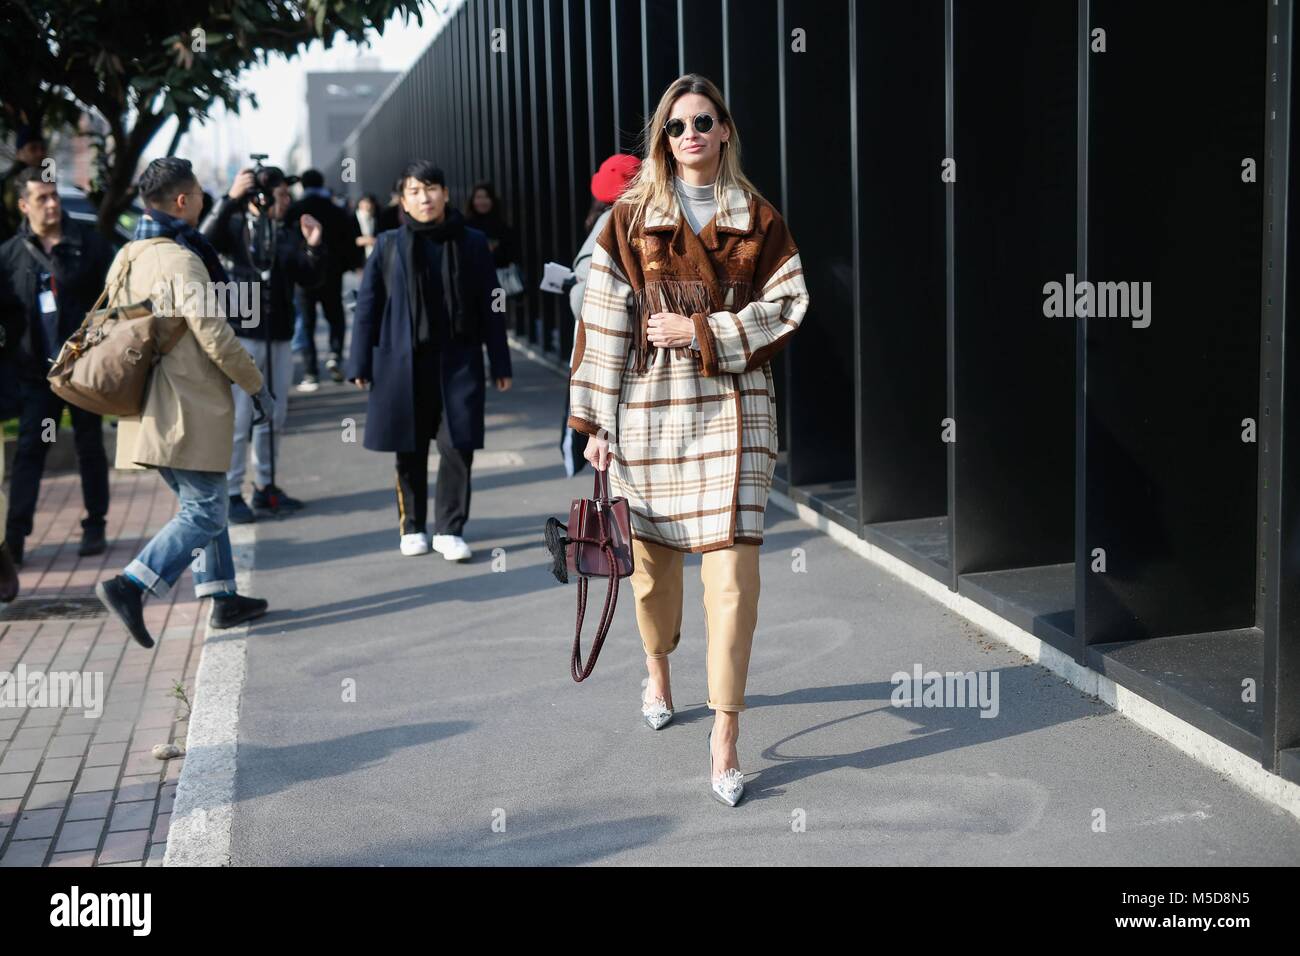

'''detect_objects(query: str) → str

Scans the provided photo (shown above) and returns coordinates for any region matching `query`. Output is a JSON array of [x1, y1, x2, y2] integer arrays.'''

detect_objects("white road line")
[[164, 523, 256, 867]]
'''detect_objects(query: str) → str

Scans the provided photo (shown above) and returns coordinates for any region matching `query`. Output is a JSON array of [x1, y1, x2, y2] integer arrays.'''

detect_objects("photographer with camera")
[[202, 161, 324, 523], [285, 169, 359, 390]]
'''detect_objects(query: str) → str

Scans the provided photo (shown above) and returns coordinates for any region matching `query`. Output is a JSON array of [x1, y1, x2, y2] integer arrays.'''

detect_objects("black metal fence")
[[338, 0, 1300, 785]]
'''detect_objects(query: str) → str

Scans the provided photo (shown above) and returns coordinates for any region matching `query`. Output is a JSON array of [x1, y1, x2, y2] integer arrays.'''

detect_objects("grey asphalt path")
[[226, 349, 1300, 866]]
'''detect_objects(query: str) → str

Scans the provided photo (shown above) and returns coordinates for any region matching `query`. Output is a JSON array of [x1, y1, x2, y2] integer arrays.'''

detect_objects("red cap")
[[591, 153, 641, 204]]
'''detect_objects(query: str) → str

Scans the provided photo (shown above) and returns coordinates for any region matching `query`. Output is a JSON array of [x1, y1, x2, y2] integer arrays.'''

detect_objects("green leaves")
[[2, 0, 431, 235]]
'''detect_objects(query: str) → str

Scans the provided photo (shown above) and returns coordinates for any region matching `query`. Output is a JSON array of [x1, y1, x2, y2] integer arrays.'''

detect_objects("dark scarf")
[[135, 208, 229, 283], [403, 207, 474, 346]]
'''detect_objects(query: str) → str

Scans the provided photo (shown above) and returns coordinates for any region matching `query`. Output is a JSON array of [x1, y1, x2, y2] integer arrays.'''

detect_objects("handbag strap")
[[592, 465, 613, 503], [567, 492, 631, 681], [570, 541, 620, 682]]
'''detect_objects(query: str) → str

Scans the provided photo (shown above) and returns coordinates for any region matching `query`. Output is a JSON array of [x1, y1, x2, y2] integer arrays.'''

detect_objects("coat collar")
[[642, 181, 753, 246], [19, 211, 81, 250]]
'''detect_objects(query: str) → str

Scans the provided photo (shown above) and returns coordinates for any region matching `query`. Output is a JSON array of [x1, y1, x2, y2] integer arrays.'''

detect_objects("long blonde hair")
[[618, 74, 766, 241]]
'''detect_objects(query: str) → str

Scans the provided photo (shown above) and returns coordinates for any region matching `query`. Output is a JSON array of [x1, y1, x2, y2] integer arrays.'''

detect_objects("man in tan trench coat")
[[94, 158, 281, 649]]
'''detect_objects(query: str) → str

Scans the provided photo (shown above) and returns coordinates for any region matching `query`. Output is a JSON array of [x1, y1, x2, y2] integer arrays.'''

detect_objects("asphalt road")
[[226, 347, 1300, 865]]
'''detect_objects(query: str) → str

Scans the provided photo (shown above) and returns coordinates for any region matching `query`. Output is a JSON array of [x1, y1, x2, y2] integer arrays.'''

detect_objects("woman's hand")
[[647, 311, 694, 348], [584, 435, 612, 471]]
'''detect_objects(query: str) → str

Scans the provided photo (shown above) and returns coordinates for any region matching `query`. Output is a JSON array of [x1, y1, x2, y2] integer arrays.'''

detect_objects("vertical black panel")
[[586, 0, 616, 166], [951, 1, 1075, 575], [1263, 0, 1300, 776], [464, 9, 476, 191], [460, 10, 473, 192], [680, 0, 724, 81], [474, 0, 490, 187], [1084, 0, 1265, 642], [855, 1, 947, 526], [782, 1, 855, 489], [724, 1, 781, 209], [542, 1, 563, 354], [517, 0, 538, 343], [613, 0, 645, 150], [511, 0, 536, 339], [450, 13, 464, 185], [525, 0, 546, 346], [558, 0, 589, 358], [642, 0, 680, 105]]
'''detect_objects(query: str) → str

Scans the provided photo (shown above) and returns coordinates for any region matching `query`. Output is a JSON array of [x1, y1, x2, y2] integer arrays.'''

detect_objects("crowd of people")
[[0, 133, 644, 620]]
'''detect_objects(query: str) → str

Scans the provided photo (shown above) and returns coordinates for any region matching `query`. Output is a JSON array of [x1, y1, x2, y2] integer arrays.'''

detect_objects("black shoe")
[[229, 494, 256, 525], [326, 356, 344, 383], [209, 593, 269, 630], [6, 534, 23, 569], [0, 542, 18, 603], [254, 484, 304, 514], [78, 525, 107, 557], [95, 575, 154, 649]]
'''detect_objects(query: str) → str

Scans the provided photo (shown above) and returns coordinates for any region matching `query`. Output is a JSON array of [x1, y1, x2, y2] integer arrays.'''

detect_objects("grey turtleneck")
[[674, 176, 718, 235], [673, 176, 718, 353]]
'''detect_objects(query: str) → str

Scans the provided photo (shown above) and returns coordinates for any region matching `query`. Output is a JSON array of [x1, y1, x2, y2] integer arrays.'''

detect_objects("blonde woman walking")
[[567, 74, 810, 806]]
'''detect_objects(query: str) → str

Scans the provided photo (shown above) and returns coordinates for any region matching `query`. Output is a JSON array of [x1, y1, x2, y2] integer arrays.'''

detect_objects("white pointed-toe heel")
[[707, 728, 745, 807], [641, 685, 673, 730]]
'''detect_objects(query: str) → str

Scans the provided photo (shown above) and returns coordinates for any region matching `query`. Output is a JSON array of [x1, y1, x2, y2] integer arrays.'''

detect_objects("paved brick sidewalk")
[[0, 459, 203, 866]]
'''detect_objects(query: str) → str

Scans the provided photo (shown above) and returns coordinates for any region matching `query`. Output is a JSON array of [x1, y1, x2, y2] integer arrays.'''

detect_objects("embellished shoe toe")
[[707, 728, 745, 807], [641, 692, 673, 730]]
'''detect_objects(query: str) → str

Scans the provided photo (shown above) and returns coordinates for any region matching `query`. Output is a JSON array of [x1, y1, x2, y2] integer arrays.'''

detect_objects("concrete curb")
[[766, 487, 1300, 825], [163, 523, 255, 867], [505, 332, 569, 378]]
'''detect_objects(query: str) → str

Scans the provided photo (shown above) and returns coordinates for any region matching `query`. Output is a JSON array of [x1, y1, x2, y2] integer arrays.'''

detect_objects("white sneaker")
[[399, 533, 431, 556], [296, 375, 320, 393], [432, 534, 472, 561]]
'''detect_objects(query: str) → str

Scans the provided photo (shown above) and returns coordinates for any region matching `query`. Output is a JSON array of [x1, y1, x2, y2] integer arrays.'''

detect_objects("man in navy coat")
[[346, 160, 512, 559]]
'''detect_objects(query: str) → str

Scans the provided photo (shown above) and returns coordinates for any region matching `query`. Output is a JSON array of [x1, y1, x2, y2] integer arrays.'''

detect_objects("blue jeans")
[[291, 300, 310, 353], [126, 468, 236, 599]]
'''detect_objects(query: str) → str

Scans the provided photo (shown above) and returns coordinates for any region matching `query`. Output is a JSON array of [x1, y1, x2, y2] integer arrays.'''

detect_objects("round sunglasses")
[[664, 112, 716, 139]]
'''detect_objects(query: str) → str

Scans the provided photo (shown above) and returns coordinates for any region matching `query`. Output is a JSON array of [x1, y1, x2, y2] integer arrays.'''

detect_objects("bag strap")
[[111, 241, 189, 355], [592, 466, 613, 503], [100, 241, 144, 313], [18, 235, 56, 275], [568, 500, 621, 682], [571, 543, 620, 683]]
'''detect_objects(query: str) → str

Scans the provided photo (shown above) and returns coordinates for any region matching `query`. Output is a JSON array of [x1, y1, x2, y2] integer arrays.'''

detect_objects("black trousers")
[[297, 269, 346, 377], [394, 348, 474, 536], [7, 377, 109, 541]]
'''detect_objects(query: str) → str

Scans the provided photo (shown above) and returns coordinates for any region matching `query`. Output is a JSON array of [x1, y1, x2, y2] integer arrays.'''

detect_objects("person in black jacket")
[[345, 160, 512, 561], [0, 167, 113, 565], [375, 177, 404, 234], [201, 165, 325, 522], [285, 169, 359, 390], [464, 180, 520, 271], [0, 241, 20, 600], [0, 127, 46, 243]]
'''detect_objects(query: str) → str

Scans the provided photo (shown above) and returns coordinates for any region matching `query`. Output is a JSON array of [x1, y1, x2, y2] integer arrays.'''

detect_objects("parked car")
[[57, 184, 140, 247]]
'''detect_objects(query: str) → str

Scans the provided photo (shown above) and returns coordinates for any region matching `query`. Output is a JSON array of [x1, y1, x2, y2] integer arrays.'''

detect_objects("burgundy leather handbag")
[[544, 467, 634, 682]]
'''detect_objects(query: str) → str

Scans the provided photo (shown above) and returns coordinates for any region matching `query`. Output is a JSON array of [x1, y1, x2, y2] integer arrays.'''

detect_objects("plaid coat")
[[567, 183, 810, 552]]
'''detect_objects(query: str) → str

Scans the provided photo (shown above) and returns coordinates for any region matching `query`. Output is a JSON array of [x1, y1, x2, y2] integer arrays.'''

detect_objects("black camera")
[[248, 153, 298, 210]]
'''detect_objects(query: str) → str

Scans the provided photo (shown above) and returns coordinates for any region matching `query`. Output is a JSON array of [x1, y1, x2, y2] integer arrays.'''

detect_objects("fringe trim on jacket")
[[628, 278, 754, 373]]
